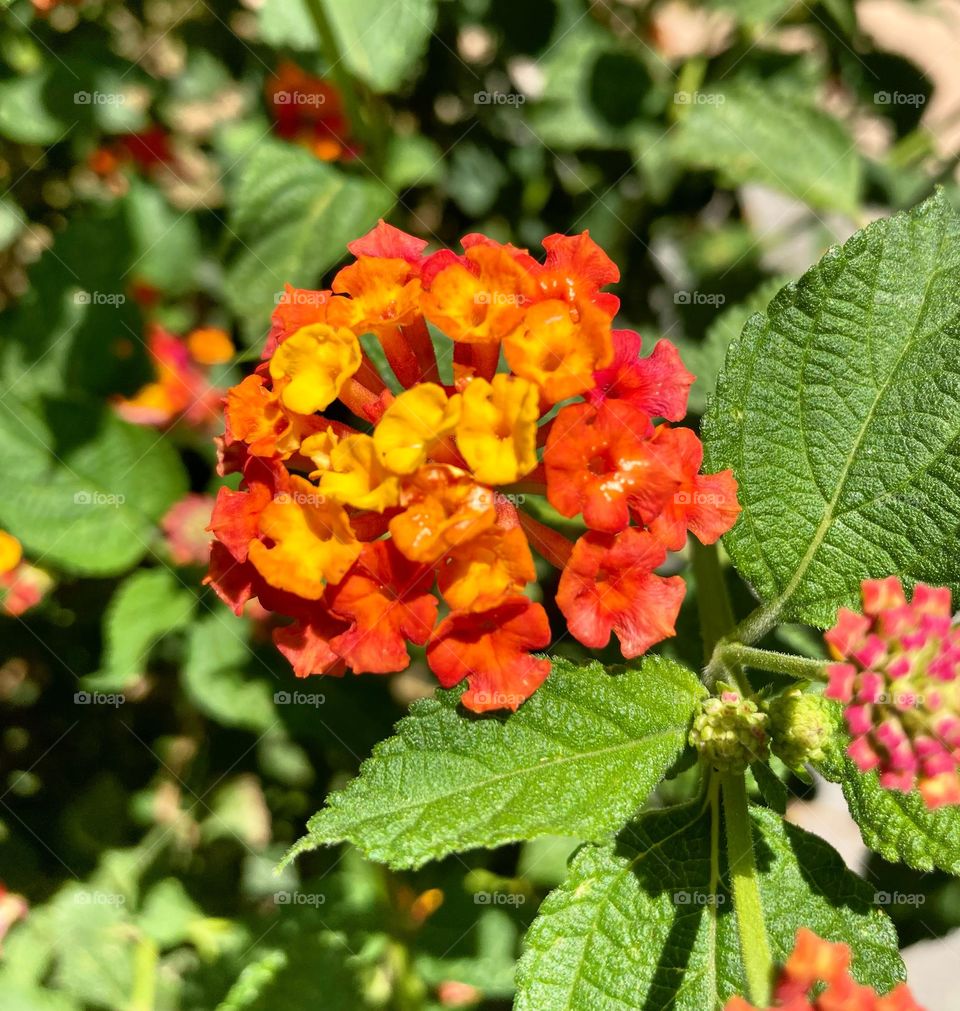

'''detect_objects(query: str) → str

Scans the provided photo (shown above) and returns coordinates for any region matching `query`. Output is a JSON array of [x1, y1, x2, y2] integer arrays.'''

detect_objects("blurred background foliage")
[[1, 0, 959, 1007]]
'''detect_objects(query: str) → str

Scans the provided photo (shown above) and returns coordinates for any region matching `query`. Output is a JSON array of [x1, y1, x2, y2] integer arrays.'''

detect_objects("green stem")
[[302, 0, 385, 170], [703, 602, 781, 685], [128, 936, 158, 1011], [690, 540, 737, 662], [722, 772, 773, 1006], [718, 644, 828, 682]]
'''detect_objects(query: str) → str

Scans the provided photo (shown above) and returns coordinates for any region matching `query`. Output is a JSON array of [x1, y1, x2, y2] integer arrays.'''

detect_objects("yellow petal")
[[456, 374, 540, 485], [373, 383, 461, 474], [0, 530, 23, 575], [269, 323, 361, 414], [320, 433, 400, 512]]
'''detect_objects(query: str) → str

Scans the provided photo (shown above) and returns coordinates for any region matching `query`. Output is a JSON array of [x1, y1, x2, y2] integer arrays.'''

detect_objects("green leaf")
[[122, 179, 201, 296], [223, 142, 392, 340], [323, 0, 437, 94], [703, 191, 960, 627], [684, 275, 791, 414], [87, 569, 195, 691], [287, 655, 706, 870], [182, 611, 278, 734], [516, 801, 904, 1009], [817, 730, 960, 875], [673, 78, 862, 213], [0, 397, 187, 576]]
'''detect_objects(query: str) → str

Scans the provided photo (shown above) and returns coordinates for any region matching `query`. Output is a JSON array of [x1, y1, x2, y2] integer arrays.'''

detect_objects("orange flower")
[[333, 256, 423, 334], [389, 466, 496, 564], [557, 529, 685, 657], [223, 374, 324, 460], [503, 299, 613, 403], [426, 596, 551, 712], [421, 243, 536, 345], [438, 526, 536, 612], [248, 476, 361, 599], [0, 531, 23, 575]]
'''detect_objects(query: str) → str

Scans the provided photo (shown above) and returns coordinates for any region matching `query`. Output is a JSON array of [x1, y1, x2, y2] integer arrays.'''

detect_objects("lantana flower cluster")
[[826, 576, 960, 809], [725, 928, 923, 1011], [205, 221, 740, 712]]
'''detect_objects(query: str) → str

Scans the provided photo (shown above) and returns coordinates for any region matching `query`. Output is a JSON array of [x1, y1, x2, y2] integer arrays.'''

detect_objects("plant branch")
[[717, 643, 828, 682], [722, 772, 773, 1006]]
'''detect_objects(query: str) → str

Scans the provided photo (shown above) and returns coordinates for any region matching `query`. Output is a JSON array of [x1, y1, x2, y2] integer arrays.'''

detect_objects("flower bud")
[[767, 689, 835, 771], [689, 690, 769, 772]]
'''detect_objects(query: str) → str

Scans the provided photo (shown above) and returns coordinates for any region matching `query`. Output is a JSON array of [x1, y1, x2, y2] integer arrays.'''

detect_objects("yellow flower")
[[0, 530, 23, 575], [301, 427, 341, 473], [373, 383, 461, 474], [269, 323, 362, 414], [248, 476, 360, 598], [319, 434, 400, 512], [456, 374, 540, 485]]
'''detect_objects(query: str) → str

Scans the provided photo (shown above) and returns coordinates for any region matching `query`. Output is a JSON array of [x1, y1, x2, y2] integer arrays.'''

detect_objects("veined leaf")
[[516, 801, 903, 1010], [223, 142, 392, 340], [672, 78, 862, 213], [0, 397, 187, 576], [285, 656, 706, 869], [818, 731, 960, 875], [704, 191, 960, 628]]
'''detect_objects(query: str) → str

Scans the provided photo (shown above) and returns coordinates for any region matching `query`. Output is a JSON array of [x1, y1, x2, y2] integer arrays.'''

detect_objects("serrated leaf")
[[817, 731, 960, 875], [0, 397, 187, 576], [673, 78, 862, 213], [122, 179, 201, 296], [703, 191, 960, 627], [684, 275, 791, 414], [287, 656, 706, 870], [516, 802, 903, 1010], [87, 569, 195, 691], [223, 142, 392, 339]]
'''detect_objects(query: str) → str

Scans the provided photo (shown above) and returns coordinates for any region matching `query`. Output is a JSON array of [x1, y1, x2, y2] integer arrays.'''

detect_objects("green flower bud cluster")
[[689, 691, 769, 772], [767, 688, 834, 771]]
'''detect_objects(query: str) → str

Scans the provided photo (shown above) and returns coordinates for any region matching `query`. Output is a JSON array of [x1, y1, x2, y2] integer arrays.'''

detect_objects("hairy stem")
[[722, 772, 773, 1006], [692, 542, 751, 693], [719, 643, 829, 682]]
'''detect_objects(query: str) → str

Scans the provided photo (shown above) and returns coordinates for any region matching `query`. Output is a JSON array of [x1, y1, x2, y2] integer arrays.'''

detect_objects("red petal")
[[557, 529, 685, 657]]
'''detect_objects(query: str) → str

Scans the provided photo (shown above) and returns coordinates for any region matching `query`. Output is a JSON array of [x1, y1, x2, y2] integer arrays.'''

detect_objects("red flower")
[[326, 540, 438, 673], [427, 597, 551, 712], [589, 329, 694, 422], [557, 528, 685, 657], [544, 401, 675, 533]]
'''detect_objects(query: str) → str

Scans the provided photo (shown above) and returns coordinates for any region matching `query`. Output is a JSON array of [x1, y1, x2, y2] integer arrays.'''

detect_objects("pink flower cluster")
[[826, 576, 960, 809]]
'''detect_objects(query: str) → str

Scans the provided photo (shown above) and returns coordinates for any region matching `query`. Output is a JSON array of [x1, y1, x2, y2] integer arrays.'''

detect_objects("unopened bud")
[[768, 689, 835, 770], [689, 691, 769, 772]]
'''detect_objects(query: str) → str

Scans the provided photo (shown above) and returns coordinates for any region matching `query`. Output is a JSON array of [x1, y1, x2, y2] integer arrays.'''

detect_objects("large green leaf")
[[817, 731, 960, 875], [672, 78, 862, 213], [86, 569, 196, 691], [516, 802, 903, 1010], [703, 191, 960, 628], [0, 397, 187, 576], [286, 656, 706, 869], [223, 142, 392, 339]]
